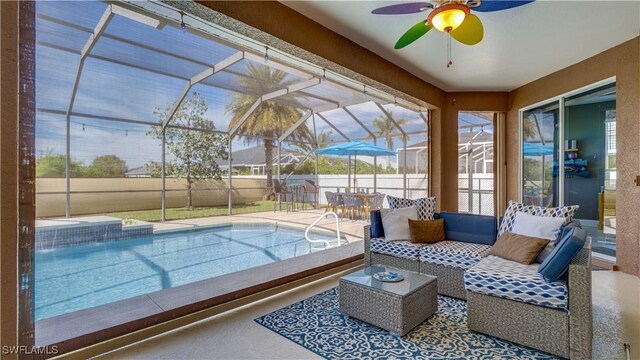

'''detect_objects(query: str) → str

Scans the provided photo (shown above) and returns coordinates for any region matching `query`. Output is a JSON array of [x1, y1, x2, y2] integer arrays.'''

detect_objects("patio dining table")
[[337, 192, 378, 220]]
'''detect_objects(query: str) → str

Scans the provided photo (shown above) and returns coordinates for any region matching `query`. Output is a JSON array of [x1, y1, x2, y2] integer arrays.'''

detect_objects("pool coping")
[[150, 220, 347, 240], [35, 240, 364, 352]]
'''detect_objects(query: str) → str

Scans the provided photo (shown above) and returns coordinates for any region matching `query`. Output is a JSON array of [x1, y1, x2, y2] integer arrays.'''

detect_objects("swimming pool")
[[35, 223, 339, 321]]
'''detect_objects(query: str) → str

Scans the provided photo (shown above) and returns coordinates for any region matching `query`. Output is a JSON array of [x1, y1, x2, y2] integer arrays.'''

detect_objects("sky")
[[35, 1, 428, 170]]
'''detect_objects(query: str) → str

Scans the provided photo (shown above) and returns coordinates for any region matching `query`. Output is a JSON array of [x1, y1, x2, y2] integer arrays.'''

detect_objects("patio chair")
[[336, 193, 345, 217], [325, 191, 345, 216], [302, 180, 318, 210], [368, 193, 385, 212], [325, 191, 337, 214], [273, 179, 293, 212], [342, 193, 360, 220]]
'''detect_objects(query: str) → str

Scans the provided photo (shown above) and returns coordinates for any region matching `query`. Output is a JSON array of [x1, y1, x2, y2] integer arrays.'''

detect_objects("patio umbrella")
[[523, 142, 555, 156], [316, 141, 396, 190]]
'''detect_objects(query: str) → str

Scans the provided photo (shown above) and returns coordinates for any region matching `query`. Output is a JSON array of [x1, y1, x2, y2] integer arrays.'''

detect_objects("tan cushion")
[[489, 232, 550, 265], [408, 218, 445, 244]]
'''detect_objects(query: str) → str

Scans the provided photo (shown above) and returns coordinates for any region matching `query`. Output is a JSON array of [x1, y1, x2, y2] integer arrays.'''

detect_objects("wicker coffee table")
[[339, 265, 437, 336]]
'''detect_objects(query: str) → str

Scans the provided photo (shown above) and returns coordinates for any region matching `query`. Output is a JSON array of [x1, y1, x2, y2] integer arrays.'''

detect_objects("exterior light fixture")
[[427, 3, 469, 33], [180, 11, 186, 32], [263, 46, 270, 64]]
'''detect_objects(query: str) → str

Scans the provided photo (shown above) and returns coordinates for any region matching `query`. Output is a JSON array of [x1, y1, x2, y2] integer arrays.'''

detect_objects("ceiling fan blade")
[[450, 14, 484, 45], [472, 0, 534, 12], [394, 21, 432, 49], [372, 2, 433, 15]]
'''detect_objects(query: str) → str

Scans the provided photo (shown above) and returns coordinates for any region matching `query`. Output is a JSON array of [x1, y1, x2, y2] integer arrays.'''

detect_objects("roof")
[[125, 164, 155, 176], [216, 145, 300, 167], [403, 130, 493, 151]]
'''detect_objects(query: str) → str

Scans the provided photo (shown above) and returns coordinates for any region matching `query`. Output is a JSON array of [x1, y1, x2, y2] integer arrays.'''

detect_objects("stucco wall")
[[507, 37, 640, 276]]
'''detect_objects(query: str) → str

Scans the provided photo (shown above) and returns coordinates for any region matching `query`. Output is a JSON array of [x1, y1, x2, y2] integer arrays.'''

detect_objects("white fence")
[[458, 174, 494, 215], [308, 174, 429, 206], [36, 173, 496, 217]]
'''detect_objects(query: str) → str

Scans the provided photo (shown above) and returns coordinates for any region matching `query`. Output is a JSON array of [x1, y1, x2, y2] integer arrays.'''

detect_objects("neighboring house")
[[397, 141, 428, 174], [125, 145, 369, 178], [124, 164, 155, 178], [458, 130, 494, 175], [215, 144, 303, 175]]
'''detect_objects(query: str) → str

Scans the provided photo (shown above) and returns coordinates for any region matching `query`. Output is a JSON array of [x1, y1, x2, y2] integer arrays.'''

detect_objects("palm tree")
[[523, 114, 540, 141], [370, 111, 409, 168], [226, 63, 312, 193], [316, 130, 333, 149]]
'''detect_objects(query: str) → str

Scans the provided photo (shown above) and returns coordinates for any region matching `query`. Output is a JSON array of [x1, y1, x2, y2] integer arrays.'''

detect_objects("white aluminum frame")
[[45, 1, 431, 220]]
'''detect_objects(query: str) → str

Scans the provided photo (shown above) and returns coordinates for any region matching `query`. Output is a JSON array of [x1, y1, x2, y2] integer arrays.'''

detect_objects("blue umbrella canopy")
[[523, 142, 555, 156], [315, 141, 396, 157], [315, 141, 395, 191]]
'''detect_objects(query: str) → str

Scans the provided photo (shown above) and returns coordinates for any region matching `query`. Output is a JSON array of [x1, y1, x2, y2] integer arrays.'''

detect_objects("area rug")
[[255, 288, 559, 359]]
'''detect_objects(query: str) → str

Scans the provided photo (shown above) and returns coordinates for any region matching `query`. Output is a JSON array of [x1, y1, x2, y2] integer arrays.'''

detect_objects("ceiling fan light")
[[428, 4, 469, 32]]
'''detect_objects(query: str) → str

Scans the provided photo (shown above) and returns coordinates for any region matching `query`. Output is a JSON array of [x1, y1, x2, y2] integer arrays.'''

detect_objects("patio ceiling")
[[283, 1, 640, 92]]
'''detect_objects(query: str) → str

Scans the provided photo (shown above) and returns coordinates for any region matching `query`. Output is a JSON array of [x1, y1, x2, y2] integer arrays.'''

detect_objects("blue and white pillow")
[[386, 195, 436, 221], [497, 200, 579, 240]]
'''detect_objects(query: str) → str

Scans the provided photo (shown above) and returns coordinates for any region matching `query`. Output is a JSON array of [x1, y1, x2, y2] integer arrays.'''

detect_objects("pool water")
[[35, 223, 338, 321]]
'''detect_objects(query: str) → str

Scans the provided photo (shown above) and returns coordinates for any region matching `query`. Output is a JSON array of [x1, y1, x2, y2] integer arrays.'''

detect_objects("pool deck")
[[36, 209, 366, 244], [151, 209, 366, 243]]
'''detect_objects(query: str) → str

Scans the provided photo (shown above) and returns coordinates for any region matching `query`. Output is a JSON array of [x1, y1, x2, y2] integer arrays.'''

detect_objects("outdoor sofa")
[[363, 211, 592, 359]]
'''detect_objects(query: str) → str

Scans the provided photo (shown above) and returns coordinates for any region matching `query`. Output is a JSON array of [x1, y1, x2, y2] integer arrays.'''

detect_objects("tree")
[[316, 130, 333, 149], [36, 153, 84, 178], [370, 110, 409, 168], [84, 155, 127, 177], [523, 114, 541, 141], [148, 92, 228, 210], [226, 63, 313, 193]]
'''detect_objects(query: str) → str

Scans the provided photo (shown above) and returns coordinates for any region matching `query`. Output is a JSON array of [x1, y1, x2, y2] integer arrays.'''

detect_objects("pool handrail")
[[305, 212, 342, 251]]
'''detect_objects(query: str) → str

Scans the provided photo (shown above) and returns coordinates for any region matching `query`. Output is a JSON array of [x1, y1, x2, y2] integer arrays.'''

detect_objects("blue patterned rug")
[[255, 288, 559, 359]]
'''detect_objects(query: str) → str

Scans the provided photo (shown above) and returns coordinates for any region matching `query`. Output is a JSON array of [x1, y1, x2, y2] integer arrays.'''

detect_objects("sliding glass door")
[[522, 101, 559, 208], [563, 83, 617, 258], [520, 81, 617, 259]]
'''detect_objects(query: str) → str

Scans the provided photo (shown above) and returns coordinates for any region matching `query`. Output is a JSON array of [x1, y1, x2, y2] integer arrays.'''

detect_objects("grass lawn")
[[106, 201, 312, 222]]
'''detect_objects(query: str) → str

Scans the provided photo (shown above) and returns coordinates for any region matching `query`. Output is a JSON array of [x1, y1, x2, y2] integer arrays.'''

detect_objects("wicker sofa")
[[363, 211, 592, 359], [366, 212, 498, 299]]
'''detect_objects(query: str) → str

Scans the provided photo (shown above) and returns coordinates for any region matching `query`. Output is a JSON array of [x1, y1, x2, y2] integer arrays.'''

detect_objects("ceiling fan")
[[372, 0, 534, 65]]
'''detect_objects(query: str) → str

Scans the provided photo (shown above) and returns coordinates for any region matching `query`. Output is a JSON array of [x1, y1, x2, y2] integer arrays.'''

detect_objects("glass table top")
[[340, 265, 436, 297]]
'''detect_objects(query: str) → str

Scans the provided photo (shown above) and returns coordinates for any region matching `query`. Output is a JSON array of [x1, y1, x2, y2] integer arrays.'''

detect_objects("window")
[[458, 112, 494, 215]]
